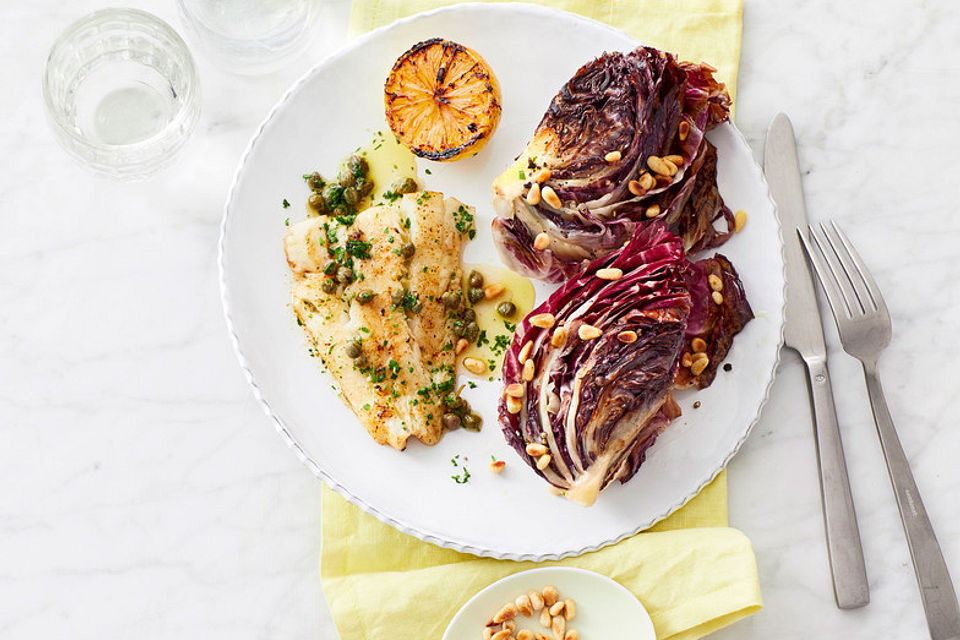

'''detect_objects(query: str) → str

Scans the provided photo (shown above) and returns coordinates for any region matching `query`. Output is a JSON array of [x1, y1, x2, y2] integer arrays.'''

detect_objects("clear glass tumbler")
[[43, 8, 201, 180], [177, 0, 317, 75]]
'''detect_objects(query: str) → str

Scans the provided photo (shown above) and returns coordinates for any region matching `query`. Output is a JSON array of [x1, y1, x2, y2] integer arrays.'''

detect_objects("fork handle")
[[863, 365, 960, 640], [804, 356, 870, 609]]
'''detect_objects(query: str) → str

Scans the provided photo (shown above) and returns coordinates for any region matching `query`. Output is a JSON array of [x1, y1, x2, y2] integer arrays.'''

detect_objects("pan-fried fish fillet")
[[285, 192, 468, 450]]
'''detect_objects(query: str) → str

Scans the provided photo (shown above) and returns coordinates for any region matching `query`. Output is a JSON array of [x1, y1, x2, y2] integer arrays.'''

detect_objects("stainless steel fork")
[[800, 221, 960, 640]]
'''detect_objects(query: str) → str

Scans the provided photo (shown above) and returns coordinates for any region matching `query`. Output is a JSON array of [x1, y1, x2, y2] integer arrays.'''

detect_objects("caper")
[[307, 172, 324, 190], [442, 291, 461, 310], [344, 341, 362, 358], [461, 308, 476, 323], [452, 320, 466, 337], [320, 278, 336, 294], [339, 170, 356, 188], [465, 321, 480, 342], [392, 289, 405, 306], [322, 184, 340, 207], [336, 266, 354, 284], [400, 242, 416, 259], [497, 301, 517, 318], [462, 412, 482, 431], [357, 179, 374, 197], [442, 413, 462, 431], [308, 192, 327, 213], [343, 187, 359, 205], [355, 289, 375, 305], [349, 155, 368, 177], [443, 395, 465, 411], [410, 301, 423, 314], [468, 287, 484, 304], [468, 270, 484, 289], [392, 177, 418, 194], [353, 353, 368, 368], [323, 261, 338, 276]]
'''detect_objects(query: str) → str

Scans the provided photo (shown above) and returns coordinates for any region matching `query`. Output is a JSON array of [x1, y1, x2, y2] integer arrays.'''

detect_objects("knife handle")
[[803, 356, 870, 609]]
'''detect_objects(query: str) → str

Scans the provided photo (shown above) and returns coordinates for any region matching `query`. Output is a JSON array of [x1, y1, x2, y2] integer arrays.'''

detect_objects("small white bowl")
[[442, 567, 655, 639]]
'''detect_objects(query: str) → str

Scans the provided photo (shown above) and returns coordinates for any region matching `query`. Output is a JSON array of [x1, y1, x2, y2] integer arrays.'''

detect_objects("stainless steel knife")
[[764, 113, 869, 609]]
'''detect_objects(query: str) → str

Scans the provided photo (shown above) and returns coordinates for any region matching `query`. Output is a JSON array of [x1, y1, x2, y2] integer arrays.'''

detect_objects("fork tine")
[[829, 221, 890, 319], [797, 227, 850, 323], [820, 221, 875, 313], [810, 223, 864, 316]]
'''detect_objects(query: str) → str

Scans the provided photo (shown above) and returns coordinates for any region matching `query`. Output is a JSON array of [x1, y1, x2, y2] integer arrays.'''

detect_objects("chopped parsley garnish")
[[492, 334, 511, 355], [282, 198, 290, 208], [382, 190, 402, 203], [518, 169, 526, 180], [425, 169, 432, 175], [284, 218, 290, 226], [450, 455, 471, 484], [453, 205, 476, 239], [345, 238, 372, 260]]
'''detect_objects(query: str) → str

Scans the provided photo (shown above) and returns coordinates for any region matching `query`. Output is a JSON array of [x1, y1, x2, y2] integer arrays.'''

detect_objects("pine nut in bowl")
[[441, 567, 655, 640]]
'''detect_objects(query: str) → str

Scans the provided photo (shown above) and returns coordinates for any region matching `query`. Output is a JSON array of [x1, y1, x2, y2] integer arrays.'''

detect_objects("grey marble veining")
[[1, 1, 958, 638]]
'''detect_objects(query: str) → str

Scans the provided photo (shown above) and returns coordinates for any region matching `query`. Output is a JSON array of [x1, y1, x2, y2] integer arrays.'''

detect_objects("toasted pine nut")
[[526, 442, 548, 457], [505, 383, 525, 398], [484, 283, 505, 299], [501, 620, 516, 633], [712, 290, 724, 305], [702, 61, 718, 72], [489, 460, 506, 474], [523, 359, 535, 381], [563, 599, 576, 621], [518, 340, 533, 364], [483, 626, 495, 640], [734, 209, 747, 232], [529, 590, 544, 611], [549, 601, 565, 616], [691, 357, 710, 376], [463, 357, 486, 375], [542, 586, 559, 607], [550, 326, 567, 348], [536, 454, 552, 470], [662, 159, 679, 176], [533, 231, 550, 250], [692, 352, 709, 365], [526, 182, 541, 205], [535, 633, 550, 640], [708, 274, 723, 291], [506, 395, 523, 414], [645, 204, 661, 218], [456, 338, 469, 354], [493, 603, 518, 623], [541, 186, 562, 209], [691, 337, 707, 353], [552, 615, 566, 638], [617, 330, 637, 343], [678, 121, 690, 141], [516, 630, 535, 640], [578, 324, 602, 340], [604, 150, 622, 162], [647, 155, 673, 176], [489, 630, 511, 640], [596, 267, 623, 280], [564, 631, 580, 640], [539, 609, 551, 628], [529, 313, 555, 329], [638, 172, 656, 191], [627, 179, 645, 197], [534, 168, 551, 183], [664, 154, 684, 166], [515, 594, 533, 617], [681, 352, 693, 368]]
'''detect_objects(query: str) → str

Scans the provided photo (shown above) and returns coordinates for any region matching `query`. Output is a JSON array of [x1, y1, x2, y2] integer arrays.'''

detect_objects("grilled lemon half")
[[384, 38, 502, 162]]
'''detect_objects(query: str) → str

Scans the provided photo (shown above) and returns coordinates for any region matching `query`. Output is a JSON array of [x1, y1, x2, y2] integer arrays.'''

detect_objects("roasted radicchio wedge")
[[492, 46, 734, 283], [499, 225, 753, 506]]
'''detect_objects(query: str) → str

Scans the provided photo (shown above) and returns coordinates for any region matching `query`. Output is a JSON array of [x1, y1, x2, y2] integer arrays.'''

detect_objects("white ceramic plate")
[[220, 3, 784, 560], [442, 567, 655, 640]]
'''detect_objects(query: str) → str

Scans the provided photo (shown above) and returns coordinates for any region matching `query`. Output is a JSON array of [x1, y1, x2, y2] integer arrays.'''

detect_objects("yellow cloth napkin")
[[323, 2, 759, 639]]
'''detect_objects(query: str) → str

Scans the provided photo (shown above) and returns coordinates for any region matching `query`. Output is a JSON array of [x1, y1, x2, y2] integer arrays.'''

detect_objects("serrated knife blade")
[[764, 113, 869, 609]]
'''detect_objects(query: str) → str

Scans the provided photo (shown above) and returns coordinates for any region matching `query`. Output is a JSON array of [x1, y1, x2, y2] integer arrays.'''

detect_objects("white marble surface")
[[1, 1, 959, 638]]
